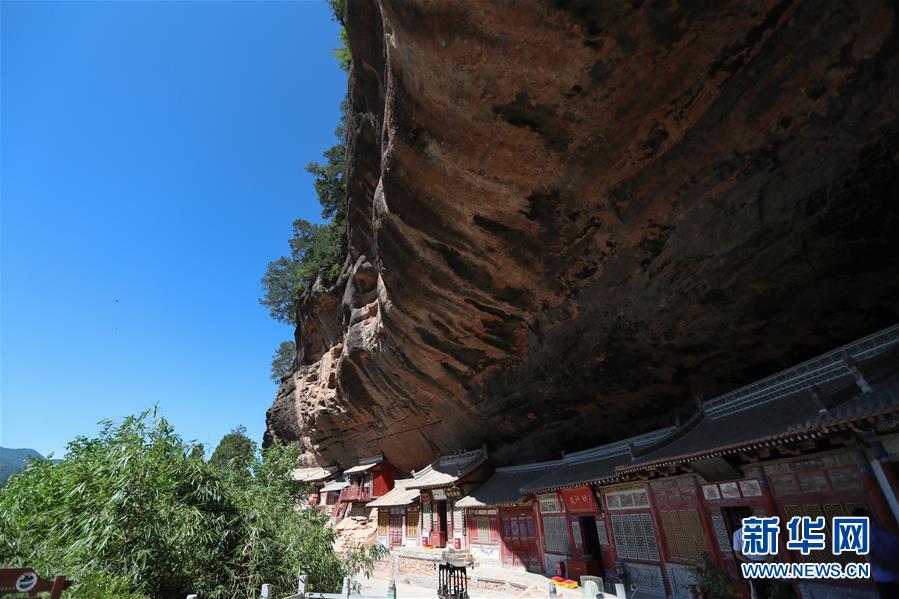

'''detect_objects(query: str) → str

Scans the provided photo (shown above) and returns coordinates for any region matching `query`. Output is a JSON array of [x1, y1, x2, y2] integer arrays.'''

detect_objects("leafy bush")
[[0, 410, 384, 599], [691, 552, 738, 599]]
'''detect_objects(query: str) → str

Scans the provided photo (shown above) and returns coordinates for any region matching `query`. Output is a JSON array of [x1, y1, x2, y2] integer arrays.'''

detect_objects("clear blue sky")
[[1, 1, 346, 457]]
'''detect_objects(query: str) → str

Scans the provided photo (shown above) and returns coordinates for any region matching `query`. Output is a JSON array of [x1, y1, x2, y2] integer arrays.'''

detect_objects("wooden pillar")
[[533, 499, 549, 574], [857, 450, 899, 533], [644, 479, 673, 597], [691, 475, 728, 571], [866, 440, 899, 531]]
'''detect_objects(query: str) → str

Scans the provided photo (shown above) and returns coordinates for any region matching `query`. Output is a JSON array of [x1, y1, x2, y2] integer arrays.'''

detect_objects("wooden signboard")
[[0, 568, 71, 598], [560, 486, 599, 513]]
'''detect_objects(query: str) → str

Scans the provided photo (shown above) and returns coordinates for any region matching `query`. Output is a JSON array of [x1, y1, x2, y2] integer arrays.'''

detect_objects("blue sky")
[[1, 1, 346, 457]]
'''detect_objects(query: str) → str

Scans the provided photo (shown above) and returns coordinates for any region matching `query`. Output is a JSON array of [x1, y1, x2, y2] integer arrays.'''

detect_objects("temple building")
[[407, 448, 492, 550], [369, 477, 425, 549], [335, 455, 397, 518], [291, 465, 339, 513], [363, 323, 898, 599]]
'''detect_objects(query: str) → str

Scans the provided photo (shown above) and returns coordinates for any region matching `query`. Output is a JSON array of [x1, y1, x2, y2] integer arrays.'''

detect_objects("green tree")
[[325, 0, 350, 70], [305, 141, 347, 224], [0, 411, 240, 598], [0, 410, 385, 599], [259, 4, 350, 328], [271, 340, 297, 382], [259, 139, 348, 325], [209, 425, 256, 474], [190, 443, 206, 460]]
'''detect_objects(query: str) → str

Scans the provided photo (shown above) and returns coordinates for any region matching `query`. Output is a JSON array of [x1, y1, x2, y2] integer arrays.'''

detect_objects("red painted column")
[[865, 441, 899, 532], [691, 476, 728, 572], [857, 450, 899, 533], [644, 480, 674, 597], [752, 469, 793, 563], [595, 486, 620, 576], [533, 499, 549, 574]]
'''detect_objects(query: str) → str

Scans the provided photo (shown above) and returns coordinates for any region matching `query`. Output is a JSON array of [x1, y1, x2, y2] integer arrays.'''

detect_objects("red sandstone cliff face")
[[265, 0, 899, 471]]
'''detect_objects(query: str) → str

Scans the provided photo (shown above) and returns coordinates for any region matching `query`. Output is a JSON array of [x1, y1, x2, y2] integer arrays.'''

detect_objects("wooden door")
[[501, 510, 541, 570], [389, 512, 403, 548]]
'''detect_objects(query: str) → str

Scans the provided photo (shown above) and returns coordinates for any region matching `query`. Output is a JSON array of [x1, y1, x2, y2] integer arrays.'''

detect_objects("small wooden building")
[[319, 480, 349, 517], [407, 448, 492, 549], [291, 466, 339, 512], [368, 477, 425, 549], [337, 455, 397, 517]]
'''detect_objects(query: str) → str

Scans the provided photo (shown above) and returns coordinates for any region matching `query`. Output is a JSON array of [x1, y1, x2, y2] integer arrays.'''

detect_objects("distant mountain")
[[0, 447, 45, 484]]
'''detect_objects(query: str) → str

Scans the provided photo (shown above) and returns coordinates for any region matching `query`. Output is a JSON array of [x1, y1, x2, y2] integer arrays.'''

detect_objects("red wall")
[[372, 461, 396, 497]]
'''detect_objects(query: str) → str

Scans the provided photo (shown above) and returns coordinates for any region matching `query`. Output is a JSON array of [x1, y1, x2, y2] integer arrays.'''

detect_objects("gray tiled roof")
[[520, 427, 677, 493], [618, 390, 822, 472], [455, 463, 557, 507], [619, 325, 899, 474], [291, 466, 338, 482], [366, 478, 421, 507], [408, 449, 488, 490]]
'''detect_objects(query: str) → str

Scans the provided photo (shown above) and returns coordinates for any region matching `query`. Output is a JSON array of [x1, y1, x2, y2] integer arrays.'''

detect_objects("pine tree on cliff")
[[270, 341, 297, 382], [260, 0, 350, 389]]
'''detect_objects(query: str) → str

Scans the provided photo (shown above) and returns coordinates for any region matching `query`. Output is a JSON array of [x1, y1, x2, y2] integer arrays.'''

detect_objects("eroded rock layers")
[[265, 0, 899, 471]]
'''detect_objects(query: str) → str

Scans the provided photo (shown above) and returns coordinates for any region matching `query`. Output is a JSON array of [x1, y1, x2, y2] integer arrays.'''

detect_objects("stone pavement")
[[359, 567, 585, 599]]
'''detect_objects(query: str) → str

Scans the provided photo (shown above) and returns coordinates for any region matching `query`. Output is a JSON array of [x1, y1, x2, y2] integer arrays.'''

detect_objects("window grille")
[[660, 509, 707, 563], [406, 508, 420, 538], [610, 512, 660, 561], [378, 510, 389, 536], [542, 515, 570, 554]]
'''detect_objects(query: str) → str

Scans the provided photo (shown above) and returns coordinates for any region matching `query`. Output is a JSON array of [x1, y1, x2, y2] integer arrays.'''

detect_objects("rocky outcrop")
[[265, 0, 899, 471]]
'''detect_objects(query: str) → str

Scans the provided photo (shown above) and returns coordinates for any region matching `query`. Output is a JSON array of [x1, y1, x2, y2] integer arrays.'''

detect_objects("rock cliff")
[[265, 0, 899, 471]]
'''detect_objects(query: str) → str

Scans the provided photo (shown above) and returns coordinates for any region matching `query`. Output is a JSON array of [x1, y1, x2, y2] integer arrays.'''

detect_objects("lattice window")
[[596, 518, 610, 547], [542, 515, 570, 554], [476, 517, 490, 542], [784, 502, 868, 564], [611, 512, 660, 561], [538, 494, 562, 513], [710, 510, 732, 554], [378, 510, 389, 536], [660, 509, 708, 563], [406, 508, 420, 538]]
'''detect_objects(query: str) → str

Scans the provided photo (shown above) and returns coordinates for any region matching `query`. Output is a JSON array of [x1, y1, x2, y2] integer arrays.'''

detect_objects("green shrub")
[[691, 552, 738, 599], [0, 409, 383, 599]]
